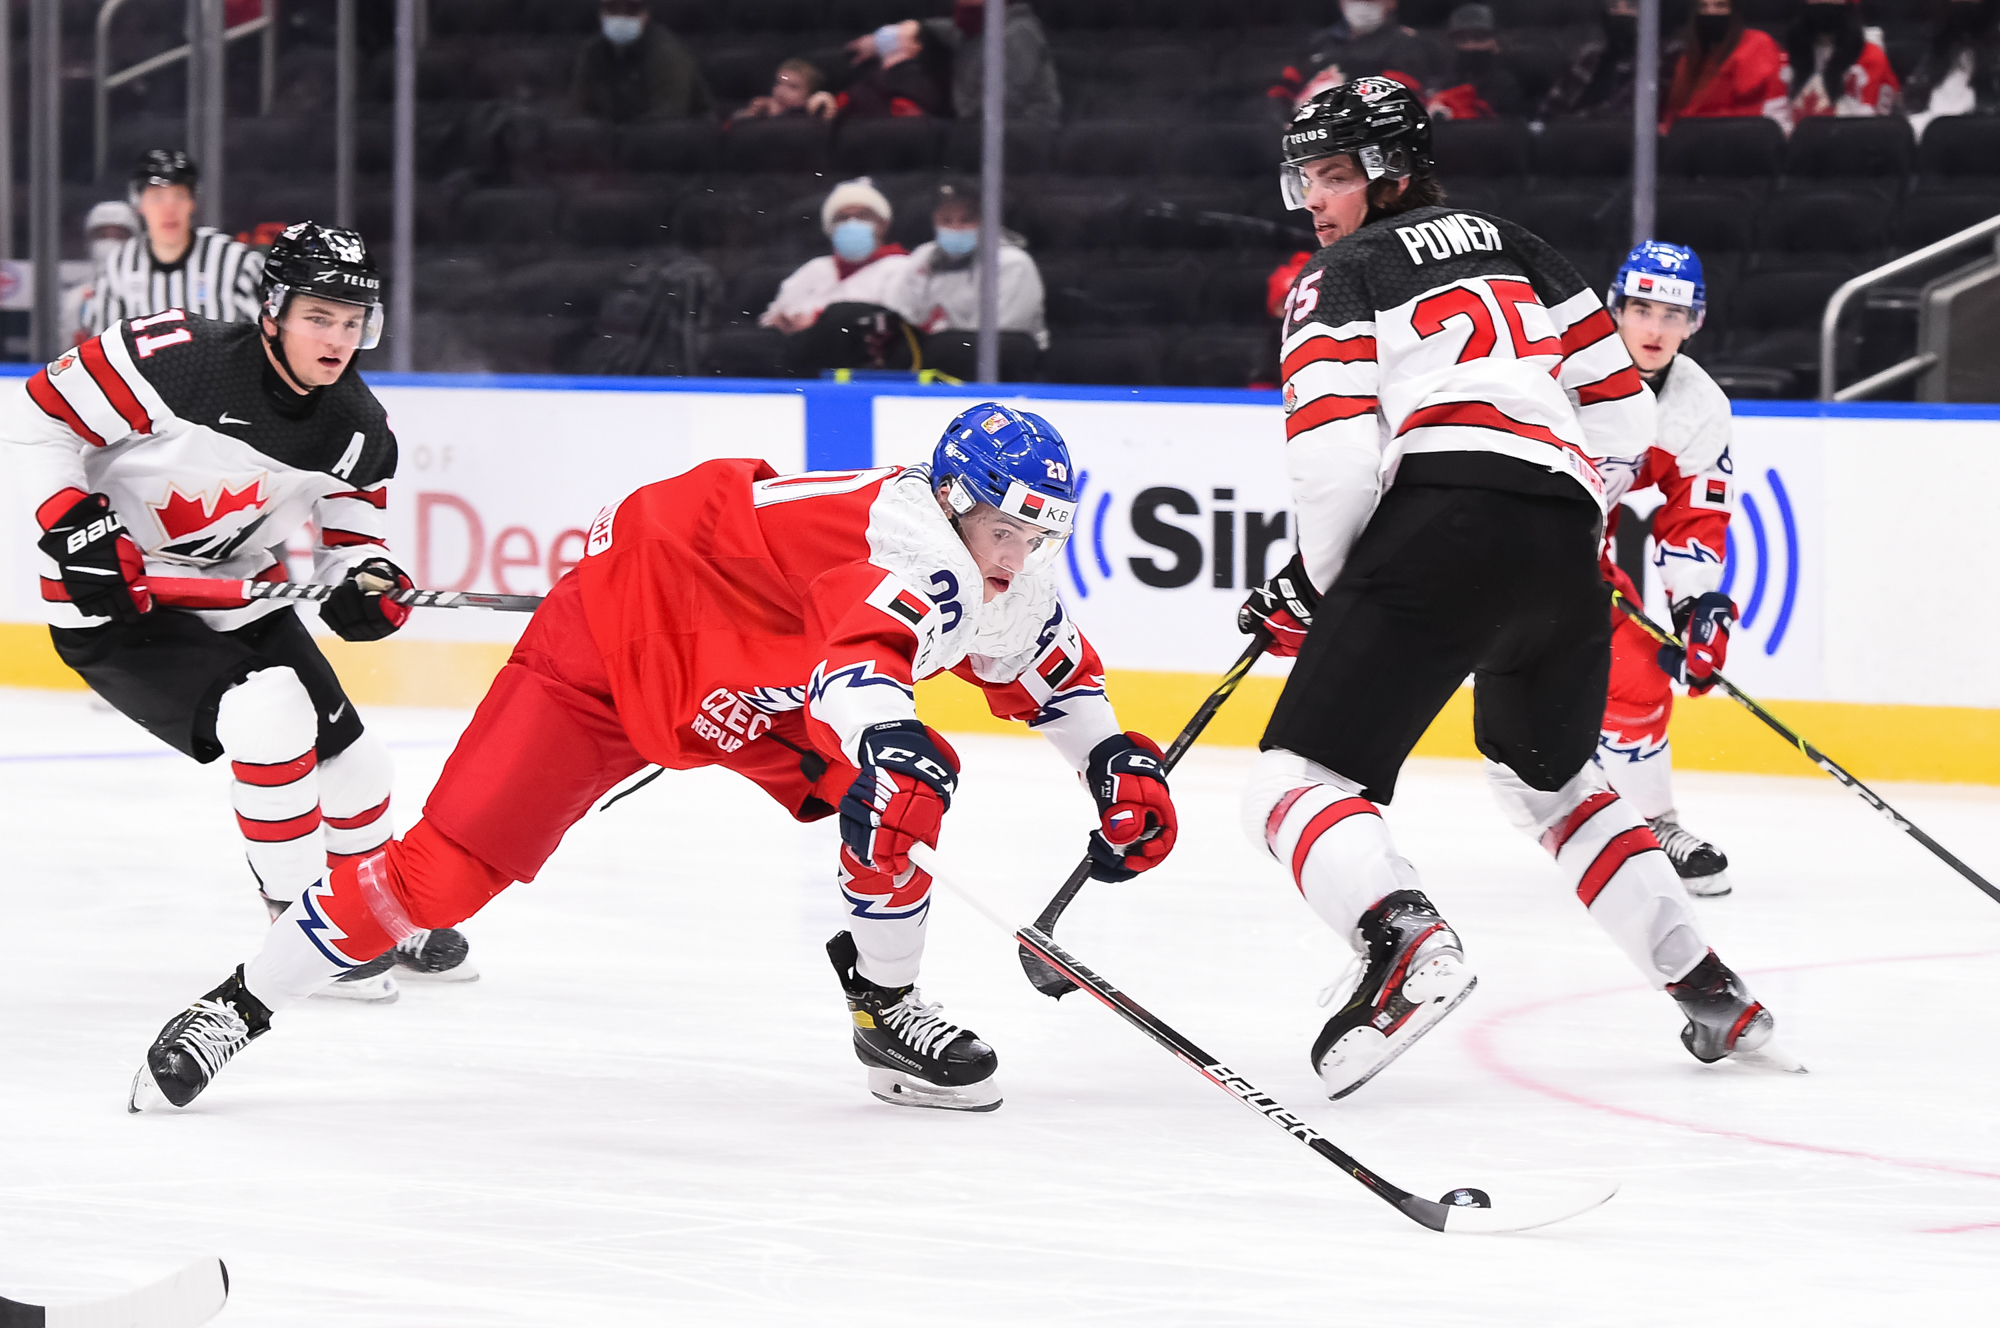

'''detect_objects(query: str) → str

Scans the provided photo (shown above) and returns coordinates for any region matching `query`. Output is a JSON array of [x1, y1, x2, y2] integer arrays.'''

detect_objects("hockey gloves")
[[1659, 592, 1735, 695], [321, 557, 413, 642], [839, 720, 961, 877], [36, 491, 152, 622], [1084, 731, 1178, 882], [1237, 552, 1319, 657]]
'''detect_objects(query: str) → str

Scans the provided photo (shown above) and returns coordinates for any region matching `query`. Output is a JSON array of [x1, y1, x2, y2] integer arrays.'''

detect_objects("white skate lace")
[[881, 991, 964, 1058], [175, 999, 250, 1079], [1648, 817, 1705, 868], [394, 929, 432, 956]]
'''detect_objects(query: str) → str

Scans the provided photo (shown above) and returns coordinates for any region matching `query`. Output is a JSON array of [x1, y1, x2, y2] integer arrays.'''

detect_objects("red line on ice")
[[1463, 949, 2000, 1195]]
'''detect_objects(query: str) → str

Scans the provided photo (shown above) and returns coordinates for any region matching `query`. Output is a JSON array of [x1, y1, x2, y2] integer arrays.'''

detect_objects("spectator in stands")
[[1540, 0, 1683, 119], [571, 0, 711, 125], [846, 4, 1060, 124], [1906, 0, 2000, 137], [1270, 0, 1447, 111], [760, 178, 913, 336], [1660, 0, 1791, 131], [1426, 5, 1526, 119], [821, 19, 953, 118], [64, 200, 139, 346], [731, 58, 830, 123], [1784, 0, 1901, 119], [890, 183, 1048, 353]]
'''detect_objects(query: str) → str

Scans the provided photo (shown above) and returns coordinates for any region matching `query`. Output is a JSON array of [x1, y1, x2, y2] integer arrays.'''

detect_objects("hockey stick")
[[0, 1258, 227, 1328], [914, 844, 1618, 1234], [1018, 633, 1271, 1000], [147, 576, 544, 614], [1614, 591, 2000, 907]]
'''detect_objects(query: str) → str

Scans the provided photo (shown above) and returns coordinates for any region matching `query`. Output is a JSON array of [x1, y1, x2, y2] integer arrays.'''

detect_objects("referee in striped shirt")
[[90, 149, 265, 334]]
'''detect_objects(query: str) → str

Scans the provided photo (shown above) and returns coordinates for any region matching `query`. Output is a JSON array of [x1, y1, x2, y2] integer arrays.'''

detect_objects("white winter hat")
[[85, 200, 140, 235], [821, 177, 892, 233]]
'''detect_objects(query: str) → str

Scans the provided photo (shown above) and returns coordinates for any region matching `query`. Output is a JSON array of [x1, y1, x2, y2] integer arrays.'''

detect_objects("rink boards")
[[0, 371, 1995, 783]]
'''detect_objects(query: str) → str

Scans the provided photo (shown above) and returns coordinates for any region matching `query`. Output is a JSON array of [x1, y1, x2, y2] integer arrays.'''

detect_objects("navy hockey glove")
[[1085, 731, 1177, 882], [839, 721, 960, 876], [1238, 552, 1318, 657], [320, 557, 413, 642], [1658, 592, 1735, 695], [36, 491, 152, 622]]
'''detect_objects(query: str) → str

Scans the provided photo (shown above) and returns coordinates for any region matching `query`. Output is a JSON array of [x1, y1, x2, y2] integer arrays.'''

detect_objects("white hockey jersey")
[[1600, 353, 1734, 604], [5, 312, 396, 632]]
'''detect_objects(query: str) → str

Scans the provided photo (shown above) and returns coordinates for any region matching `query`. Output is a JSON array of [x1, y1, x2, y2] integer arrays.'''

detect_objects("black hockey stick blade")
[[1613, 593, 2000, 907], [1013, 922, 1617, 1234], [0, 1258, 228, 1328], [1017, 634, 1271, 1000]]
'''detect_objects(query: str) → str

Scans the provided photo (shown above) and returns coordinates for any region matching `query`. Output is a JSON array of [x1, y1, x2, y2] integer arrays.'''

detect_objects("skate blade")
[[1682, 870, 1733, 898], [1321, 964, 1479, 1101], [392, 959, 481, 983], [866, 1066, 1002, 1112], [311, 971, 400, 1003], [1726, 1038, 1807, 1074], [127, 1065, 176, 1114]]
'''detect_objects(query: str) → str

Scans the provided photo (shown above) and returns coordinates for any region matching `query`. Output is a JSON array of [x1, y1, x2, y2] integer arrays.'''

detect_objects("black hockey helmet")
[[129, 148, 199, 204], [1279, 77, 1435, 210], [260, 221, 384, 350]]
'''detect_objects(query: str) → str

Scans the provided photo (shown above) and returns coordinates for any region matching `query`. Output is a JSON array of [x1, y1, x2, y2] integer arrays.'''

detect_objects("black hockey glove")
[[839, 720, 960, 877], [1237, 552, 1319, 658], [320, 556, 413, 642], [1084, 731, 1177, 882], [36, 491, 153, 622]]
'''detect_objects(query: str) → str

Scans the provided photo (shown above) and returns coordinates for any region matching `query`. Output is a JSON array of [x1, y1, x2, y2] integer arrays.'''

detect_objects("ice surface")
[[1, 686, 1997, 1326]]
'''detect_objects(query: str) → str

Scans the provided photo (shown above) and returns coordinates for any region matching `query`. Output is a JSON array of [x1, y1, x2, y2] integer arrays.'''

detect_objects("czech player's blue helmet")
[[1608, 240, 1706, 332], [932, 402, 1079, 572]]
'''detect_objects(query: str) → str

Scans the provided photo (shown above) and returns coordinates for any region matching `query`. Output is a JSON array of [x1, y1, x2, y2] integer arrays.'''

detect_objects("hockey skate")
[[827, 931, 1000, 1112], [1649, 815, 1733, 897], [263, 890, 403, 1002], [129, 966, 271, 1111], [1313, 889, 1478, 1100], [1667, 951, 1803, 1071], [390, 927, 479, 983]]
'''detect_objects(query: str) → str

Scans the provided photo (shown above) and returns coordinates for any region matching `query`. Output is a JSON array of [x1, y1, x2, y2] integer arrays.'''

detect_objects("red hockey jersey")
[[576, 459, 1119, 776]]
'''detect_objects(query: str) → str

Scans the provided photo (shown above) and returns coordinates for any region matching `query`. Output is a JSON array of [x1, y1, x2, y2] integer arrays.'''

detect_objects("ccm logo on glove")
[[839, 720, 960, 876]]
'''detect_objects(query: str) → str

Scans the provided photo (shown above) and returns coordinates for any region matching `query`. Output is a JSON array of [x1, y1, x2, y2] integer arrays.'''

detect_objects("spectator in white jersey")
[[63, 201, 140, 347], [90, 150, 265, 334], [890, 182, 1047, 378]]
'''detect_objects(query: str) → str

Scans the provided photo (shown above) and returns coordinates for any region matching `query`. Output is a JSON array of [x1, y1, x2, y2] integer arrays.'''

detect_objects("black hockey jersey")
[[1276, 205, 1653, 592], [7, 311, 396, 630]]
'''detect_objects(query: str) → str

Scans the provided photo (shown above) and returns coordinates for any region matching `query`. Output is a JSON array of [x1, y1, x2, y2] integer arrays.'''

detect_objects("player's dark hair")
[[1365, 172, 1446, 223]]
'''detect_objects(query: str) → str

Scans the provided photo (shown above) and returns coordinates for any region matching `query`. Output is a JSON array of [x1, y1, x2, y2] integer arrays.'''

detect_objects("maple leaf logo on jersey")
[[151, 477, 268, 542]]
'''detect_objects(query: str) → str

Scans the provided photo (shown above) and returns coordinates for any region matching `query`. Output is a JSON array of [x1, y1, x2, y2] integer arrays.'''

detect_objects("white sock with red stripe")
[[1487, 760, 1705, 986], [1243, 748, 1411, 945], [319, 731, 394, 869], [215, 667, 323, 907]]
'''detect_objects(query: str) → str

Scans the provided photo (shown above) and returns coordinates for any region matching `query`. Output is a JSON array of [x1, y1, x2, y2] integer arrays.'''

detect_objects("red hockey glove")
[[1237, 552, 1319, 657], [321, 557, 413, 642], [1084, 731, 1177, 882], [1658, 592, 1735, 695], [839, 721, 960, 877], [35, 491, 152, 622]]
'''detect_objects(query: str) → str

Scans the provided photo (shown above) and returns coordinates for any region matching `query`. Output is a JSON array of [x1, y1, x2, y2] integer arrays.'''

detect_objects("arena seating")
[[59, 0, 2000, 394]]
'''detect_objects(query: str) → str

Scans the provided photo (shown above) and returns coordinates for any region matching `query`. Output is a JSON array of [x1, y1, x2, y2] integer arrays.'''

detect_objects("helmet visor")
[[1278, 154, 1376, 211], [266, 282, 385, 350]]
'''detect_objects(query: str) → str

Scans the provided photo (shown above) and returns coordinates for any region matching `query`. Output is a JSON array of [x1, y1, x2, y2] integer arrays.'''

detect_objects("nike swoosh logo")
[[218, 412, 252, 426], [327, 702, 348, 723]]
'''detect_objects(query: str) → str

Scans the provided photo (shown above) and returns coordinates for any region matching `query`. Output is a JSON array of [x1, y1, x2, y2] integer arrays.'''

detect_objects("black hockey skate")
[[128, 966, 272, 1112], [392, 927, 479, 982], [827, 931, 1000, 1112], [1649, 815, 1733, 897], [1312, 889, 1478, 1100], [1666, 950, 1801, 1069], [261, 889, 402, 1002]]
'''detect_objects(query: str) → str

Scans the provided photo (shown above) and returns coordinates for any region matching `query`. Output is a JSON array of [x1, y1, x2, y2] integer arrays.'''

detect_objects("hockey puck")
[[1439, 1188, 1492, 1208]]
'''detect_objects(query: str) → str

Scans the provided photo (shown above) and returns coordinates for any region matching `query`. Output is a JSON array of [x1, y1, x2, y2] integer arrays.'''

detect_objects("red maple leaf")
[[152, 477, 266, 542]]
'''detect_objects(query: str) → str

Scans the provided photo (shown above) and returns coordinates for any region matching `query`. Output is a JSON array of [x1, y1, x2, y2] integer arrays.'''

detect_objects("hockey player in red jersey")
[[1236, 80, 1791, 1100], [129, 404, 1179, 1114], [2, 222, 472, 999], [1598, 241, 1738, 897]]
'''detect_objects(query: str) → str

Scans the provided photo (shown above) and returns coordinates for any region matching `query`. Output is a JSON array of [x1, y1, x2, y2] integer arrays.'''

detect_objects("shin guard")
[[838, 846, 931, 989], [1243, 748, 1411, 945], [216, 667, 323, 907], [319, 729, 394, 869]]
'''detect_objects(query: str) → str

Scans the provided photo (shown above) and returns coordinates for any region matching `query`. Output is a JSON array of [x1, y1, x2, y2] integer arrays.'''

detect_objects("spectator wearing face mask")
[[890, 183, 1047, 357], [1426, 5, 1526, 119], [846, 4, 1061, 124], [1540, 0, 1684, 119], [731, 58, 829, 122], [817, 19, 953, 119], [64, 200, 139, 347], [571, 0, 711, 125], [1661, 0, 1790, 131], [760, 178, 913, 336], [1269, 0, 1447, 111], [1906, 0, 2000, 137], [1784, 0, 1901, 119]]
